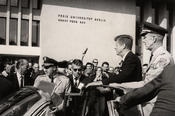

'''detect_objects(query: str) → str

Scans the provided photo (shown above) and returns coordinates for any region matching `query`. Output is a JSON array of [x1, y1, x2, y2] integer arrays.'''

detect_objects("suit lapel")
[[69, 75, 74, 86], [122, 51, 132, 65]]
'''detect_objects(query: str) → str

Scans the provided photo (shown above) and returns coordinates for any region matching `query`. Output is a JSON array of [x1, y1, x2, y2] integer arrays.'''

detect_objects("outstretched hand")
[[86, 81, 103, 88], [109, 83, 133, 94], [109, 83, 122, 88]]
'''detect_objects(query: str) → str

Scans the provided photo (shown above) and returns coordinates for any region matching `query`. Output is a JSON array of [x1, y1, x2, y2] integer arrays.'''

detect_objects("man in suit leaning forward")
[[86, 34, 143, 115], [86, 34, 142, 87]]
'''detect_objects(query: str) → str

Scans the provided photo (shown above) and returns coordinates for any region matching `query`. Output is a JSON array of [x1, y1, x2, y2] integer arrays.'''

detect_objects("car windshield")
[[0, 87, 40, 114]]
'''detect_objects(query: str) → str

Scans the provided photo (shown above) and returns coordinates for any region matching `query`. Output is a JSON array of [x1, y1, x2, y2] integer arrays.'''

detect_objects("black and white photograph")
[[0, 0, 175, 116]]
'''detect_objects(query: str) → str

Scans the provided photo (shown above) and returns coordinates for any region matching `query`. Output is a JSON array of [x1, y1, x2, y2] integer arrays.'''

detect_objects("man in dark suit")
[[86, 34, 142, 86], [86, 34, 142, 116], [66, 59, 90, 116], [69, 59, 90, 92], [118, 65, 175, 116], [7, 59, 29, 92]]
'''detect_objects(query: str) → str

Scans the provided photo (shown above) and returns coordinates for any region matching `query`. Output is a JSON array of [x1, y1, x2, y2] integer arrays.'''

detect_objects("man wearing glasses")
[[69, 59, 89, 92], [66, 59, 92, 116]]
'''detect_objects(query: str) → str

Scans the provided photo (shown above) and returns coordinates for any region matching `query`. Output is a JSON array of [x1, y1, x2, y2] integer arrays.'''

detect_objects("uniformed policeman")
[[109, 22, 174, 116], [34, 56, 71, 116]]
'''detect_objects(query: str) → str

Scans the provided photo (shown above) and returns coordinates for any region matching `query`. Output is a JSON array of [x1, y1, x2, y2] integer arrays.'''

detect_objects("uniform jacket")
[[102, 51, 142, 85], [34, 73, 71, 110], [120, 65, 175, 116], [34, 73, 71, 95]]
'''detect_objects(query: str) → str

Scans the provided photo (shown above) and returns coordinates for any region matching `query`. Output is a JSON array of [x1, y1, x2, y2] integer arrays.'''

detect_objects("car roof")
[[0, 87, 40, 114]]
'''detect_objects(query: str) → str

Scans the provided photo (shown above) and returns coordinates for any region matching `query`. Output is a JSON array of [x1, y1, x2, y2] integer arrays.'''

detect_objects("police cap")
[[57, 60, 69, 68], [141, 22, 168, 36], [43, 56, 58, 67], [43, 56, 69, 68]]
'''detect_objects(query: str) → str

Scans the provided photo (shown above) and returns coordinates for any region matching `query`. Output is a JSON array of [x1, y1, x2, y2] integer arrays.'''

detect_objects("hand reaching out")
[[86, 81, 102, 88], [109, 83, 122, 88]]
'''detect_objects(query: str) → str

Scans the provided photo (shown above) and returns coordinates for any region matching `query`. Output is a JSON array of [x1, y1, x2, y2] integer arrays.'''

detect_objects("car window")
[[0, 87, 40, 116], [1, 94, 41, 116]]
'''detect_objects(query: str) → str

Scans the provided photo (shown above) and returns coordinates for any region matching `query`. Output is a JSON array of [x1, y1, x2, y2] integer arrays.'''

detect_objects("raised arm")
[[119, 73, 163, 109]]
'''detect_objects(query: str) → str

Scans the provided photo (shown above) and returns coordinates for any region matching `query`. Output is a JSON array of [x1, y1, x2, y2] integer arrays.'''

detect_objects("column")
[[17, 0, 22, 46], [157, 3, 168, 49], [171, 8, 175, 60], [29, 0, 33, 47], [6, 0, 10, 45], [142, 0, 153, 65]]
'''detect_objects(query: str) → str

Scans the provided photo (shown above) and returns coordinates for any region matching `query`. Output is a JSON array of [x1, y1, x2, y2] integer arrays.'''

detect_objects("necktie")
[[74, 78, 78, 87], [49, 76, 54, 83], [149, 54, 153, 63], [119, 60, 123, 66], [21, 76, 24, 88], [51, 77, 54, 83]]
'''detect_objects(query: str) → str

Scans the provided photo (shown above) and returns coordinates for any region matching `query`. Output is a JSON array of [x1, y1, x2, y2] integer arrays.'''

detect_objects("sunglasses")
[[73, 68, 82, 72]]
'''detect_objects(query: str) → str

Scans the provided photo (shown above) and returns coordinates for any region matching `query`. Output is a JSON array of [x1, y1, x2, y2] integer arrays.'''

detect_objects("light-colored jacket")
[[34, 74, 71, 111], [119, 46, 174, 116]]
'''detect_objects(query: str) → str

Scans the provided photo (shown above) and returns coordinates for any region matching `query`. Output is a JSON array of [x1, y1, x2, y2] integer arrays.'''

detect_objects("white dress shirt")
[[17, 71, 23, 87]]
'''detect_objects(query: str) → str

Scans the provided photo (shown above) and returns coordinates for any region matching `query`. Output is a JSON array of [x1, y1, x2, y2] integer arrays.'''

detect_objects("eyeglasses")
[[73, 68, 82, 72]]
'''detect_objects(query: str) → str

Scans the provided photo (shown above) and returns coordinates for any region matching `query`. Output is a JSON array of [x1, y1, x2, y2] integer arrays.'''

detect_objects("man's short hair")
[[102, 62, 109, 67], [86, 62, 94, 69], [16, 59, 28, 69], [114, 34, 133, 50], [72, 59, 83, 67], [92, 59, 98, 63]]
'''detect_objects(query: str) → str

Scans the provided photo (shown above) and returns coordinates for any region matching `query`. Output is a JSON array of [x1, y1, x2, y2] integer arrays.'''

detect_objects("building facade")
[[0, 0, 175, 66], [0, 0, 41, 63]]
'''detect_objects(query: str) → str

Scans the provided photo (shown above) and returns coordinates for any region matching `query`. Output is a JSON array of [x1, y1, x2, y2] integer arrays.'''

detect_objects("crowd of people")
[[0, 22, 175, 116], [0, 55, 121, 116]]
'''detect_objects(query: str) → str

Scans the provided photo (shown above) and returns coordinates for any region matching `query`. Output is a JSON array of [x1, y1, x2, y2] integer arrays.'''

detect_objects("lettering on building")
[[58, 14, 106, 24]]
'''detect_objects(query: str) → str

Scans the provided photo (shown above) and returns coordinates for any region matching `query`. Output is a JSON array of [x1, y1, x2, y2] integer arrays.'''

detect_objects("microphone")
[[83, 48, 88, 55], [82, 48, 88, 62]]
